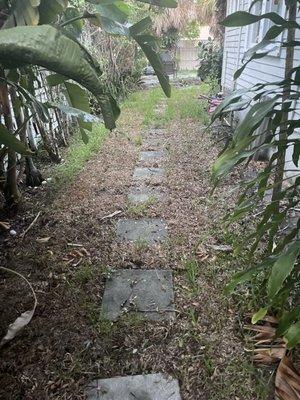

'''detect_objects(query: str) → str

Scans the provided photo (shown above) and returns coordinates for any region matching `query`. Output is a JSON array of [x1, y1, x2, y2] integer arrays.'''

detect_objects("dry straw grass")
[[153, 0, 226, 42], [153, 0, 216, 35]]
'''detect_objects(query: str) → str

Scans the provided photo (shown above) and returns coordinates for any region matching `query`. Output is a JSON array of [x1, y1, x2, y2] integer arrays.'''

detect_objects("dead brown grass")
[[0, 89, 267, 400]]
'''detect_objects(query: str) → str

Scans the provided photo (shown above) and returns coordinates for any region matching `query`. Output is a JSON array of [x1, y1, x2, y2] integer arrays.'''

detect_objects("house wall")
[[222, 0, 300, 177]]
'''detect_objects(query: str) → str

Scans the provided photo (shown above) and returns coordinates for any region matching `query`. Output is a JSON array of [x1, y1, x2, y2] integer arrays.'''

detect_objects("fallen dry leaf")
[[63, 248, 90, 266], [1, 309, 35, 347], [275, 356, 300, 400], [101, 210, 122, 220], [253, 347, 286, 365], [208, 244, 233, 253], [0, 267, 37, 347], [36, 237, 51, 243], [0, 221, 10, 231], [245, 318, 286, 366]]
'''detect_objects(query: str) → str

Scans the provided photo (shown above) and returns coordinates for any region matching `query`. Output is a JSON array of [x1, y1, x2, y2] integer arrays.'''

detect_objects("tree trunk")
[[271, 2, 297, 209], [0, 69, 21, 208], [10, 87, 28, 183], [27, 119, 38, 152], [0, 156, 5, 193], [40, 73, 68, 147], [34, 116, 61, 164], [25, 156, 43, 187]]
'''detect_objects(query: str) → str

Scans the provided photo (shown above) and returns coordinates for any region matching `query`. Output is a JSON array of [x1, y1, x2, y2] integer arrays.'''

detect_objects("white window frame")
[[227, 0, 238, 15], [246, 0, 286, 57]]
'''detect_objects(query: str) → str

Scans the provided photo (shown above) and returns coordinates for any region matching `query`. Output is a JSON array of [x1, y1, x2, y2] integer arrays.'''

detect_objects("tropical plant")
[[0, 0, 177, 208], [0, 0, 178, 347], [212, 0, 300, 351]]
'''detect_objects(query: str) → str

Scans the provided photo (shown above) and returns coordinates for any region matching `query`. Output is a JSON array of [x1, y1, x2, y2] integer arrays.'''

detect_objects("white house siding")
[[221, 0, 300, 177]]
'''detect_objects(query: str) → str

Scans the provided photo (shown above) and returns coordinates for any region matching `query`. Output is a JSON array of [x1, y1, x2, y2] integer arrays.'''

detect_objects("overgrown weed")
[[127, 197, 156, 217], [182, 257, 199, 293], [50, 124, 108, 192]]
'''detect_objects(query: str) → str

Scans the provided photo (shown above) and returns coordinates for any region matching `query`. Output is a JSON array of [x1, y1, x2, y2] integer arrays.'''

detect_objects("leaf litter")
[[0, 91, 293, 399]]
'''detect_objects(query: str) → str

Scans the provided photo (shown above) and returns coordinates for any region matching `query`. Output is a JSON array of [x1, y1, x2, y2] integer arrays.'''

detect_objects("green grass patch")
[[160, 86, 210, 126], [182, 257, 199, 293], [122, 87, 165, 126], [73, 264, 95, 285], [50, 123, 108, 191], [127, 197, 156, 217], [122, 84, 211, 129]]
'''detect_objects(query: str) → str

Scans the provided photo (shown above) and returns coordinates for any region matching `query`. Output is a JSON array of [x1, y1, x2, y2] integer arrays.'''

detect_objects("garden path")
[[0, 87, 265, 400]]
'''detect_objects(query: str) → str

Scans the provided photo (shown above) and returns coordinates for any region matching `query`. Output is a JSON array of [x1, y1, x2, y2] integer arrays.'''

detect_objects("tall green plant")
[[213, 0, 300, 350], [197, 37, 223, 82], [0, 0, 177, 207]]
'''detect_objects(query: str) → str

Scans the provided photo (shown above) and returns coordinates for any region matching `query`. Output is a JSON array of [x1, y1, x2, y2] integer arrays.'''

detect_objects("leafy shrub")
[[197, 37, 223, 82], [213, 4, 300, 351]]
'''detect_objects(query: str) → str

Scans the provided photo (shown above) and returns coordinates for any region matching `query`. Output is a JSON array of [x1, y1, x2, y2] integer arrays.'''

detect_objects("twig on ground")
[[101, 210, 122, 220], [0, 221, 10, 231], [21, 211, 41, 240]]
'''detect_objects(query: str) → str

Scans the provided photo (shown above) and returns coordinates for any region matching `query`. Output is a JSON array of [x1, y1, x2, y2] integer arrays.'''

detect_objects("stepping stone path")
[[116, 218, 167, 244], [139, 150, 165, 163], [101, 269, 175, 321], [88, 127, 182, 399], [143, 128, 166, 137], [86, 374, 181, 400], [143, 136, 164, 150], [128, 186, 164, 204], [132, 167, 164, 181]]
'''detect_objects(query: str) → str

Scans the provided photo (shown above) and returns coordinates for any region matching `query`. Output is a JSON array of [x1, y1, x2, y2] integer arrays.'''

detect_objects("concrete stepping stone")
[[128, 186, 164, 204], [139, 150, 165, 163], [101, 269, 175, 321], [133, 167, 164, 181], [86, 373, 181, 399], [142, 128, 166, 137], [143, 137, 164, 150], [116, 218, 167, 243]]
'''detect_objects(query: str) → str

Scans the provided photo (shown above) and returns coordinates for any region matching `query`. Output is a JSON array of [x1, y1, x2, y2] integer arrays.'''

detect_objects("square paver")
[[116, 218, 167, 244], [133, 167, 164, 182], [101, 269, 175, 321], [143, 128, 166, 137], [86, 373, 181, 399], [128, 186, 164, 204], [143, 137, 164, 150], [139, 150, 165, 163]]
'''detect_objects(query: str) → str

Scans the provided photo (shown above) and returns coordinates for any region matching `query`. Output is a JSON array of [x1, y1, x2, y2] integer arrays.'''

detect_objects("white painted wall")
[[222, 0, 300, 177]]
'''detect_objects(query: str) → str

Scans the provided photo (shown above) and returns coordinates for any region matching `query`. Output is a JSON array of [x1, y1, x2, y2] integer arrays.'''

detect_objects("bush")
[[197, 38, 223, 82]]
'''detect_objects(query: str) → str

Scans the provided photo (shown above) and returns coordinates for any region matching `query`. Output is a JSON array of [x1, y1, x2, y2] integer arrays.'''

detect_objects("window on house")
[[247, 0, 286, 56], [249, 1, 263, 45], [262, 0, 285, 38], [228, 0, 238, 15]]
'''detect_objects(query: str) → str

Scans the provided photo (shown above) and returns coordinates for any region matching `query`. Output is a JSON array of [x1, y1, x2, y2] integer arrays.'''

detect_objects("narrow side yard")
[[1, 86, 268, 399]]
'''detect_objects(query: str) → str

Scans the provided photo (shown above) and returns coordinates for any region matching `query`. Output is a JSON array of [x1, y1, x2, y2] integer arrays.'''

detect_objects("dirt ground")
[[0, 88, 269, 399]]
